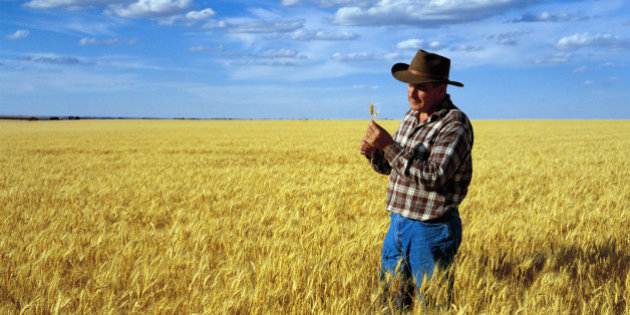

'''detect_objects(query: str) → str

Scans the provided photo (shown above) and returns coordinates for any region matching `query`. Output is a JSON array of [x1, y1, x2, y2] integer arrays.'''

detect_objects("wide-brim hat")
[[391, 50, 463, 87]]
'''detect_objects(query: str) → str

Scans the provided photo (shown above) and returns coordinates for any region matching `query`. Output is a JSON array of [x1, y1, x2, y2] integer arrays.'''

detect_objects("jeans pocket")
[[424, 220, 461, 266]]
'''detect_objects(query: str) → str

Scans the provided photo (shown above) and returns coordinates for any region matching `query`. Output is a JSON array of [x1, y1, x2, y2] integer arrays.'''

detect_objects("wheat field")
[[1, 119, 628, 314]]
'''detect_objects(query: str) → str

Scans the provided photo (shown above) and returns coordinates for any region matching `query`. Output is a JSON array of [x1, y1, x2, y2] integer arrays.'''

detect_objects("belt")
[[423, 208, 458, 224]]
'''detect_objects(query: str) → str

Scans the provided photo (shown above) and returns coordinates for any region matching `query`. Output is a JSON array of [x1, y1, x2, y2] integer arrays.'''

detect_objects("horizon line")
[[1, 115, 628, 121]]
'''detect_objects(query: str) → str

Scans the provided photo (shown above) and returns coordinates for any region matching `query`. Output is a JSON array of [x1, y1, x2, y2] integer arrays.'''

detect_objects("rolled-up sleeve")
[[366, 149, 391, 175]]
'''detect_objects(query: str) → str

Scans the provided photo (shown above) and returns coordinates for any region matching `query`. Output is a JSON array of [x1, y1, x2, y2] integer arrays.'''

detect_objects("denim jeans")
[[380, 210, 462, 310]]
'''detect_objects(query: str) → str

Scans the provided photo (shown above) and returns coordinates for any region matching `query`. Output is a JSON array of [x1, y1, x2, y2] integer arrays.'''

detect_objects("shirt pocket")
[[411, 141, 430, 162]]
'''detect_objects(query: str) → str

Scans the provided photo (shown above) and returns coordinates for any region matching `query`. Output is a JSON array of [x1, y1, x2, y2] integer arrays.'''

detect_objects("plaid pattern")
[[369, 95, 473, 221]]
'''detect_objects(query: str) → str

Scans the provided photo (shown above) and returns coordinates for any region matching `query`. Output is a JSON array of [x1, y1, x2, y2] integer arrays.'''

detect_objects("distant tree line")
[[0, 115, 82, 121]]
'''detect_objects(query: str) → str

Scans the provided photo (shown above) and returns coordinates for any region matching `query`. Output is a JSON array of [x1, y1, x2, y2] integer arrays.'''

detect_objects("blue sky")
[[1, 0, 629, 119]]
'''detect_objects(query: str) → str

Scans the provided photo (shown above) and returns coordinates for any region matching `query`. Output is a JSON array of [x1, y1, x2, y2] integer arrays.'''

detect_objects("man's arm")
[[360, 138, 391, 175], [365, 148, 392, 175], [361, 120, 394, 175], [384, 120, 472, 190]]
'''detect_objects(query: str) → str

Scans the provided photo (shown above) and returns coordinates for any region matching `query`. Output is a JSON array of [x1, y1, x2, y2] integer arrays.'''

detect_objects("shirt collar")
[[430, 94, 454, 121]]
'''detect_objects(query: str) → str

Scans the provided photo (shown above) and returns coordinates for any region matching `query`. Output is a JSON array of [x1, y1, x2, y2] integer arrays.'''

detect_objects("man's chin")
[[409, 103, 423, 111]]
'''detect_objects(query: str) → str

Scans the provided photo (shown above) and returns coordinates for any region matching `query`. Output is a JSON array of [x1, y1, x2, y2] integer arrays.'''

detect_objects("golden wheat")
[[1, 119, 628, 314]]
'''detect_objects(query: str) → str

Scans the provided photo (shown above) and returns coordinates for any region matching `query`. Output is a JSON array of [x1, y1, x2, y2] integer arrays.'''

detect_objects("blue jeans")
[[380, 210, 462, 310]]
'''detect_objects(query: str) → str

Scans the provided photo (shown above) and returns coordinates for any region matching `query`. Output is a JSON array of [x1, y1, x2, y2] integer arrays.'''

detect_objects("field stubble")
[[1, 119, 628, 314]]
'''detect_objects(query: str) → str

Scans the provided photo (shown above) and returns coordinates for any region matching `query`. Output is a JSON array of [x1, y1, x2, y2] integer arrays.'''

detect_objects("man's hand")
[[360, 138, 376, 158], [363, 120, 394, 152]]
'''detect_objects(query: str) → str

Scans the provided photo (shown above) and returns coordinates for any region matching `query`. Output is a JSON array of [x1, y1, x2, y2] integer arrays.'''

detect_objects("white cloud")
[[394, 39, 445, 50], [229, 60, 298, 67], [331, 0, 534, 27], [511, 11, 587, 23], [6, 29, 30, 40], [79, 37, 136, 45], [532, 53, 573, 65], [279, 0, 376, 7], [19, 53, 96, 66], [573, 66, 588, 73], [254, 49, 299, 58], [352, 84, 379, 89], [24, 0, 116, 9], [573, 62, 627, 73], [185, 8, 215, 22], [394, 39, 423, 50], [281, 0, 302, 6], [106, 0, 192, 19], [282, 29, 358, 41], [556, 33, 630, 51], [62, 20, 121, 36], [318, 0, 378, 7], [189, 45, 224, 52], [449, 44, 484, 52], [331, 51, 399, 62], [331, 52, 374, 62], [23, 0, 213, 27], [159, 7, 216, 25], [581, 77, 620, 86], [228, 20, 304, 33], [201, 20, 228, 29], [487, 32, 527, 46], [605, 76, 619, 83], [600, 62, 626, 68]]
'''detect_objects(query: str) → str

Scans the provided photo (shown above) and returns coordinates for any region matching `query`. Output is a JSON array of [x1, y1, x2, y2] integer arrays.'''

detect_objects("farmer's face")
[[407, 83, 446, 112]]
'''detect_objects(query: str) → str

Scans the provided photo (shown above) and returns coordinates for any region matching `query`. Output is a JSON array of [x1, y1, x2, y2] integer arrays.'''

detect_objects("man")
[[360, 50, 473, 309]]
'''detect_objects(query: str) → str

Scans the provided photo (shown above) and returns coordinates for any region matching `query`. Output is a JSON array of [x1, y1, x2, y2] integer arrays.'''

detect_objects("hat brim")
[[391, 63, 464, 87]]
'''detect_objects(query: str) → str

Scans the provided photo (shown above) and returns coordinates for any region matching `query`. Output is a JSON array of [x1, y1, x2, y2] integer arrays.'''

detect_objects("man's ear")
[[439, 83, 447, 94]]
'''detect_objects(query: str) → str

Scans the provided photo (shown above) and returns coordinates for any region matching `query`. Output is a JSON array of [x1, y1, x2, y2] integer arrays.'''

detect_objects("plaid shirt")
[[369, 95, 473, 221]]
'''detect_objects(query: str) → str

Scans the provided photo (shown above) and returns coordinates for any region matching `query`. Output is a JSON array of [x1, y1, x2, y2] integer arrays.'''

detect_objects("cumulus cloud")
[[106, 0, 192, 19], [79, 37, 136, 45], [394, 39, 445, 50], [331, 0, 534, 27], [159, 7, 216, 25], [6, 29, 30, 40], [282, 29, 358, 41], [24, 0, 215, 27], [185, 8, 215, 22], [228, 20, 304, 33], [510, 11, 587, 23], [556, 33, 630, 51], [394, 39, 423, 50]]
